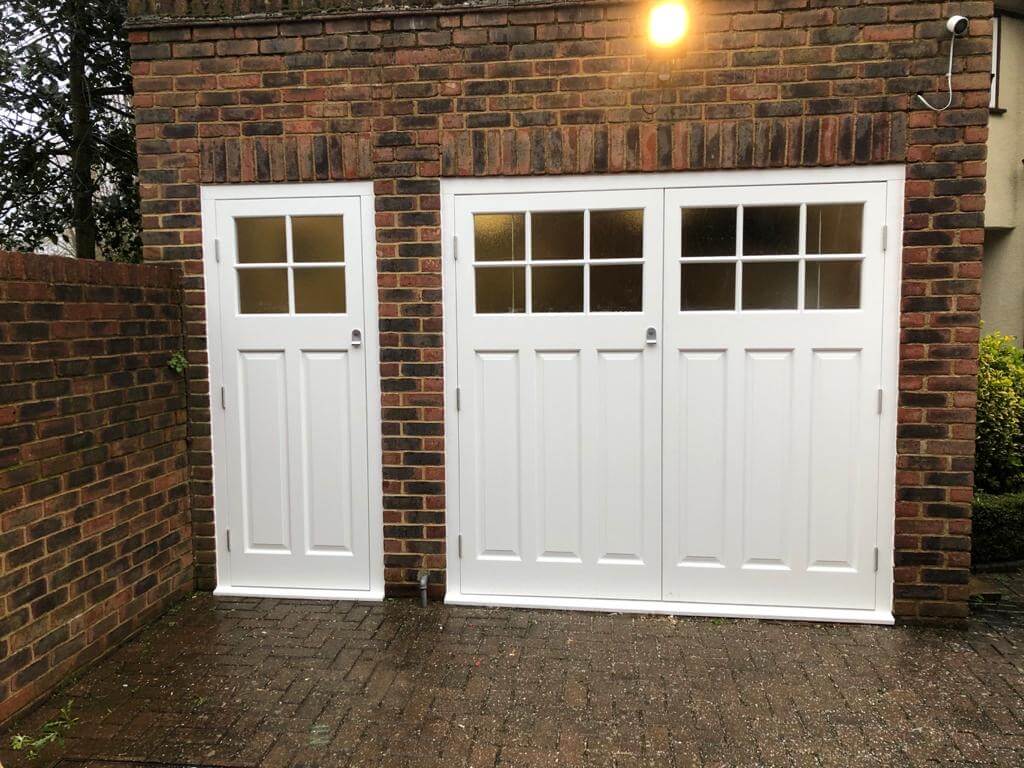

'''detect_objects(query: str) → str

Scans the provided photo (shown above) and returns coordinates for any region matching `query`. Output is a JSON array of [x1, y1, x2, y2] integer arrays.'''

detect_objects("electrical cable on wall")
[[916, 15, 971, 112]]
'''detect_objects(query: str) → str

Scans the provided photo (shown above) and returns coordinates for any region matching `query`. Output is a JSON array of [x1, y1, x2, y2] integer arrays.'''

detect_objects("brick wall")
[[0, 252, 192, 723], [125, 0, 993, 622]]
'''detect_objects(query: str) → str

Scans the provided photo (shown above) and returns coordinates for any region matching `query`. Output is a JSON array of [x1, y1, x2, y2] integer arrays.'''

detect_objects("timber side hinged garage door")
[[446, 169, 900, 622]]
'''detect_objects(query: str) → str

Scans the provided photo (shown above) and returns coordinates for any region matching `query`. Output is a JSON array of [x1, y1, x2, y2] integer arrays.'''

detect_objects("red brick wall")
[[0, 252, 192, 723], [125, 0, 993, 622]]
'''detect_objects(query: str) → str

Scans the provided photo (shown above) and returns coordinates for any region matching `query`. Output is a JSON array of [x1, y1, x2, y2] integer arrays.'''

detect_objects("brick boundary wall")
[[125, 0, 992, 623], [0, 252, 192, 723]]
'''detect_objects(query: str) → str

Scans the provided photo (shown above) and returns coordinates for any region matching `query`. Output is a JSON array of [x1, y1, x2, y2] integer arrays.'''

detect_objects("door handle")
[[351, 329, 363, 347], [645, 327, 658, 346]]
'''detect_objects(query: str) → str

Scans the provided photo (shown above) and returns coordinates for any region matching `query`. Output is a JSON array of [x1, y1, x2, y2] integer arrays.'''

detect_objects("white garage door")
[[449, 171, 898, 619], [204, 186, 381, 599]]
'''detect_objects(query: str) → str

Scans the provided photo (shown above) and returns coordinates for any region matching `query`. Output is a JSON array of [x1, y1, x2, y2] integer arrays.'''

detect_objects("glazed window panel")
[[532, 266, 584, 313], [805, 260, 861, 310], [681, 263, 735, 311], [591, 210, 644, 260], [743, 206, 800, 256], [532, 212, 584, 261], [742, 261, 799, 310], [806, 204, 863, 255], [238, 269, 289, 314], [293, 216, 345, 263], [681, 207, 737, 258], [475, 213, 526, 262], [476, 267, 526, 314], [237, 217, 286, 263], [591, 264, 643, 312], [294, 268, 346, 313]]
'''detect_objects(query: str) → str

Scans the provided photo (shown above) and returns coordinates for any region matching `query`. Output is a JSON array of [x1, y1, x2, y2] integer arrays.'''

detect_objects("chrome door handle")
[[351, 329, 363, 347], [645, 327, 658, 345]]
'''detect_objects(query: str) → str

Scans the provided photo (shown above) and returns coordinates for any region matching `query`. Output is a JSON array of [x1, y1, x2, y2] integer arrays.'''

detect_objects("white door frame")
[[201, 182, 384, 600], [441, 165, 904, 624]]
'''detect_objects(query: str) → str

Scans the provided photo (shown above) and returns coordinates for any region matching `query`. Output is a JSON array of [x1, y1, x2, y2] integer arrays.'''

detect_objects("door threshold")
[[445, 590, 894, 625], [214, 585, 384, 601]]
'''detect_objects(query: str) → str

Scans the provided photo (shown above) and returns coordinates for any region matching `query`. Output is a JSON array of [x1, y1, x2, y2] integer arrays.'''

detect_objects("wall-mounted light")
[[647, 1, 689, 50]]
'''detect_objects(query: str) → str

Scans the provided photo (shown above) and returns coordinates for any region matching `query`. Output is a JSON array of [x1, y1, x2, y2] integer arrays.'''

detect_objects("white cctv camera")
[[947, 15, 969, 36]]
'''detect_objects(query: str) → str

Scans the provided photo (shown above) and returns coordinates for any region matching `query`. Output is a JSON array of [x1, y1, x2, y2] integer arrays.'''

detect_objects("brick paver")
[[3, 580, 1024, 768]]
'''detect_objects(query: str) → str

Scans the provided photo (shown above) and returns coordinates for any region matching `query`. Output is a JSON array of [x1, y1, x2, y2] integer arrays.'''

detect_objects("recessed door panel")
[[676, 350, 728, 567], [595, 350, 647, 564], [808, 350, 862, 570], [302, 351, 354, 555], [240, 351, 290, 552], [536, 351, 583, 562], [742, 350, 794, 568], [475, 351, 522, 560]]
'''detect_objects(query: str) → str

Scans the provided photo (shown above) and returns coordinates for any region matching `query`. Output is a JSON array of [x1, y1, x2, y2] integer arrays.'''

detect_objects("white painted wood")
[[202, 185, 382, 596], [442, 167, 903, 623], [214, 585, 384, 601], [445, 589, 895, 626], [662, 181, 888, 610], [454, 189, 664, 600]]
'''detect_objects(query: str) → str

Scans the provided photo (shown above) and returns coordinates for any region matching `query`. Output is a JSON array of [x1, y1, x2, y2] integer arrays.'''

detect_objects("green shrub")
[[975, 332, 1024, 493], [973, 492, 1024, 565]]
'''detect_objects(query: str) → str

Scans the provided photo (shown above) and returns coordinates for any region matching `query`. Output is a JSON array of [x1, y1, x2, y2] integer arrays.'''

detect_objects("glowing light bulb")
[[648, 1, 689, 49]]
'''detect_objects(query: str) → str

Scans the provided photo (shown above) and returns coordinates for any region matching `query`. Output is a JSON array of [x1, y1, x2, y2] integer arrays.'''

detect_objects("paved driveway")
[[3, 577, 1024, 768]]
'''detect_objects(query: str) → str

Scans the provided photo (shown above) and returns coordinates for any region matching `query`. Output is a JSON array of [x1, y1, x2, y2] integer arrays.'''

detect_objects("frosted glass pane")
[[806, 260, 861, 309], [293, 216, 344, 263], [742, 261, 798, 309], [236, 217, 286, 264], [476, 267, 525, 313], [238, 269, 288, 313], [591, 265, 643, 311], [591, 209, 643, 260], [682, 207, 736, 257], [532, 212, 583, 261], [295, 267, 346, 313], [681, 263, 735, 311], [807, 204, 863, 254], [474, 214, 525, 262], [743, 206, 799, 256], [532, 266, 583, 312]]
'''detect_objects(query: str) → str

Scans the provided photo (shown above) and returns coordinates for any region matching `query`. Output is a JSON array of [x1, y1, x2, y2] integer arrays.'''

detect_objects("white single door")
[[213, 195, 372, 592], [662, 182, 888, 609], [454, 190, 664, 599]]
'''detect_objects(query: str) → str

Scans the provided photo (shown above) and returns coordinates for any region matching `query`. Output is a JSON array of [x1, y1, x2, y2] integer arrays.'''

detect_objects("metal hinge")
[[458, 534, 462, 559], [873, 546, 879, 572], [881, 225, 888, 254], [452, 234, 458, 261], [456, 387, 461, 411], [220, 386, 226, 410], [876, 387, 883, 414], [215, 238, 221, 263], [226, 529, 231, 552]]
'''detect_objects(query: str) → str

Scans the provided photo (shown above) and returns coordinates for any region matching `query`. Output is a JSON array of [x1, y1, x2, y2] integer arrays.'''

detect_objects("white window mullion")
[[797, 203, 807, 311], [524, 211, 533, 314], [735, 205, 743, 311], [583, 209, 591, 314]]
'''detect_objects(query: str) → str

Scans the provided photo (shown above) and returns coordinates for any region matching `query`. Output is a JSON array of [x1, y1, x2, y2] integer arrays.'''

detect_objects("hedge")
[[973, 492, 1024, 565]]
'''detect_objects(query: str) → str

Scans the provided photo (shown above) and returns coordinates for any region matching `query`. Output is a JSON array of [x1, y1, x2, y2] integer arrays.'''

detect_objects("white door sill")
[[445, 590, 894, 625], [213, 585, 384, 601]]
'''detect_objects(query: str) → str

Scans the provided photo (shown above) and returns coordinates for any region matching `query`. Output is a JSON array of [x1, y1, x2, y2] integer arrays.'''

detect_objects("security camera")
[[947, 15, 969, 36]]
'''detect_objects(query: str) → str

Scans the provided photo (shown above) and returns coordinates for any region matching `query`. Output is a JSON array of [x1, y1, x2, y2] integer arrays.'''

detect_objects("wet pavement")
[[3, 576, 1024, 768]]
